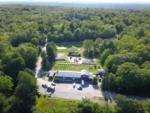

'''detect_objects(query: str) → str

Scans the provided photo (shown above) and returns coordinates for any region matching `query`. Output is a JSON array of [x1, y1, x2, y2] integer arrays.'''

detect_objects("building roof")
[[49, 70, 94, 79], [51, 71, 81, 78]]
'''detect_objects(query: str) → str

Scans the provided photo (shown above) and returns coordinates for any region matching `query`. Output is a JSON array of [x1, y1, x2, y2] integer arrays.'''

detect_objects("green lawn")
[[55, 42, 101, 73], [57, 48, 68, 54], [52, 61, 95, 72], [56, 42, 82, 55], [34, 97, 79, 113], [56, 42, 82, 48], [34, 97, 115, 113]]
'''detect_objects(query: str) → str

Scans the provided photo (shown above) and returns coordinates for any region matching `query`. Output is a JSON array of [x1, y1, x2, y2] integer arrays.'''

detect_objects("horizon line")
[[1, 1, 150, 4], [0, 0, 150, 4]]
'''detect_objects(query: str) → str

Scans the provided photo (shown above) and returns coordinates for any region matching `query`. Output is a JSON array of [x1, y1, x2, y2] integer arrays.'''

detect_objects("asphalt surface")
[[37, 78, 104, 100]]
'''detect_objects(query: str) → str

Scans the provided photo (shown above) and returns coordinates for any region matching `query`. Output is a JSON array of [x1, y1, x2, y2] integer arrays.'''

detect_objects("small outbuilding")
[[80, 70, 93, 80], [48, 70, 94, 83]]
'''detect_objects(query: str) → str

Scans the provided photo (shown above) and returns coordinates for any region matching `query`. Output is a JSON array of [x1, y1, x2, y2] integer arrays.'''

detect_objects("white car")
[[82, 96, 87, 100], [73, 83, 76, 88], [81, 80, 84, 86]]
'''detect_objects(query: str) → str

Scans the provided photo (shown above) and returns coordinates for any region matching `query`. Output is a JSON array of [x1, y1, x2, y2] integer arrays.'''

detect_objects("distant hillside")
[[0, 2, 150, 9]]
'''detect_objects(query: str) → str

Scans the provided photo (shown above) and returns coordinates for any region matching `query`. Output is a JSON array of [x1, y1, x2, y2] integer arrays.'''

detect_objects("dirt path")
[[35, 39, 47, 78]]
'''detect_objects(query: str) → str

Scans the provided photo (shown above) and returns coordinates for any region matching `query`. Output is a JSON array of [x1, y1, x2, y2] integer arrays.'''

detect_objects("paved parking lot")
[[37, 78, 102, 100]]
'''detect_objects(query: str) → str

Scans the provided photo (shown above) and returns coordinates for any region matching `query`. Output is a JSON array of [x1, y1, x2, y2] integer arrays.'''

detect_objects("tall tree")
[[7, 71, 37, 113]]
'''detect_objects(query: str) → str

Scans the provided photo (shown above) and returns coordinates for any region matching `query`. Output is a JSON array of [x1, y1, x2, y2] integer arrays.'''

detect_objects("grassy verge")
[[57, 48, 68, 54], [34, 97, 115, 113], [34, 97, 79, 113]]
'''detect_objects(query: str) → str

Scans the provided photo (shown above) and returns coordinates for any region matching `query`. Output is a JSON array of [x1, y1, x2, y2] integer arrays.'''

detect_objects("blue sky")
[[0, 0, 150, 3]]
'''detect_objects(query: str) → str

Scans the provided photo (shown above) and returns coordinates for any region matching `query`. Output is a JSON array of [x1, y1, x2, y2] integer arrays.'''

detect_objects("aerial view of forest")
[[0, 2, 150, 113]]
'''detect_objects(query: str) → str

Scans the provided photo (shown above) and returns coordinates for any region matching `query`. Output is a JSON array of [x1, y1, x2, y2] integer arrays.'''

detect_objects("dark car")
[[42, 84, 48, 88], [78, 86, 82, 90], [47, 87, 53, 92], [51, 82, 56, 86], [47, 86, 55, 93]]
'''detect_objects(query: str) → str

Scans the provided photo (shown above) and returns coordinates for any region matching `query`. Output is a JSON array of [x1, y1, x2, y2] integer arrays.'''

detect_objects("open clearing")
[[52, 61, 95, 71], [35, 97, 79, 113]]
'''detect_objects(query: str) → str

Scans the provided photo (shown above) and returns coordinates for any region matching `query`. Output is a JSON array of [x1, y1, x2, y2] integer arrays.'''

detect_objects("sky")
[[0, 0, 150, 4]]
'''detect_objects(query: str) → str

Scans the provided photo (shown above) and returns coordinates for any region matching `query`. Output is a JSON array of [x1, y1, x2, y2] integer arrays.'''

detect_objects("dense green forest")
[[0, 4, 150, 113]]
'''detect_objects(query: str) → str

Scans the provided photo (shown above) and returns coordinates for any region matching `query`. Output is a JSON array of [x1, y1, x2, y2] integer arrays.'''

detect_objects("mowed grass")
[[35, 97, 79, 113], [52, 61, 95, 71], [56, 42, 82, 55], [57, 49, 68, 54], [56, 42, 82, 48], [35, 97, 115, 113]]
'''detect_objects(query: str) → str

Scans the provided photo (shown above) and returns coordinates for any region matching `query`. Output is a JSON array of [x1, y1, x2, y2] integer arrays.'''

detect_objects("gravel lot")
[[37, 78, 103, 100]]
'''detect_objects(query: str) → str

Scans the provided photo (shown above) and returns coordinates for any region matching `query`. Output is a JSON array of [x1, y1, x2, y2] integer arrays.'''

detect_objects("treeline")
[[82, 35, 150, 96], [100, 28, 150, 96], [77, 95, 150, 113], [0, 5, 58, 113], [79, 9, 150, 96], [2, 4, 149, 45], [0, 70, 37, 113]]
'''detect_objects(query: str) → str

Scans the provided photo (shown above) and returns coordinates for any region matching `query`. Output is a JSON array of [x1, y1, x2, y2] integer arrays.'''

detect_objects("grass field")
[[56, 42, 82, 48], [55, 42, 101, 73], [52, 61, 95, 71], [34, 97, 115, 113], [56, 42, 82, 55], [57, 48, 68, 54], [35, 97, 79, 113]]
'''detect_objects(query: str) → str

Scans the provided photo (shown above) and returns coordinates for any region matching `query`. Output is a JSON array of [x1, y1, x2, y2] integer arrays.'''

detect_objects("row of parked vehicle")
[[42, 82, 56, 96], [73, 79, 85, 90]]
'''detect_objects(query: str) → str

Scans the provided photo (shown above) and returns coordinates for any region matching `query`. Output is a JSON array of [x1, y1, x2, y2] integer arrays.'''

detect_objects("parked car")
[[81, 80, 84, 86], [48, 92, 52, 97], [47, 85, 55, 92], [47, 87, 52, 92], [42, 84, 48, 88], [82, 96, 87, 100], [78, 86, 82, 90], [51, 82, 56, 86], [51, 85, 55, 91], [73, 82, 76, 88]]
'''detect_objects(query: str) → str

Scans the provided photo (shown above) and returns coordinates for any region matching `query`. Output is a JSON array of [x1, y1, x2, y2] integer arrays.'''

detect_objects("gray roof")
[[49, 70, 93, 79], [51, 71, 81, 78]]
